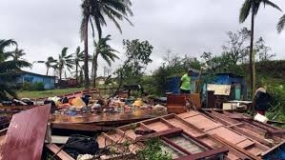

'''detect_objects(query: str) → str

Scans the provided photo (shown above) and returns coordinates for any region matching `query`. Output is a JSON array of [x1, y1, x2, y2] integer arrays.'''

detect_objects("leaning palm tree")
[[80, 0, 133, 89], [45, 56, 57, 75], [277, 14, 285, 33], [0, 39, 31, 100], [92, 35, 119, 87], [239, 0, 281, 96], [56, 47, 74, 81], [73, 46, 84, 84]]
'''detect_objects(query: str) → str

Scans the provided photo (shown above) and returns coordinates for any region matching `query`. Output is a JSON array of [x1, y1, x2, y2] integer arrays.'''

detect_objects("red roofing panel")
[[0, 105, 50, 160]]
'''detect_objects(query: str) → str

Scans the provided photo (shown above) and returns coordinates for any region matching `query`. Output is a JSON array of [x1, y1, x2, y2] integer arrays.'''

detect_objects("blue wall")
[[18, 73, 55, 89], [165, 73, 246, 97]]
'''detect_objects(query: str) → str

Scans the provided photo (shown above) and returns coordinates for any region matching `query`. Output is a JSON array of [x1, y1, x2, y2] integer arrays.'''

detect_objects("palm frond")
[[239, 0, 252, 23], [263, 0, 282, 12], [0, 60, 31, 72], [61, 47, 68, 57], [277, 14, 285, 33], [0, 39, 17, 51]]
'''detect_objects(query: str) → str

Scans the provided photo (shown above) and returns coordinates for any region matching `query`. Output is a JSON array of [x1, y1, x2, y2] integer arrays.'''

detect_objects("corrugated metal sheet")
[[0, 105, 51, 160]]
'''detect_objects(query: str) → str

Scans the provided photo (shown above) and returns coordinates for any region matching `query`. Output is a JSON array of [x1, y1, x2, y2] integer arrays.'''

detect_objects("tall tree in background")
[[0, 39, 31, 100], [45, 56, 57, 75], [73, 46, 84, 84], [239, 0, 281, 96], [56, 47, 74, 81], [92, 35, 119, 87], [277, 14, 285, 33], [80, 0, 133, 89], [113, 39, 153, 97]]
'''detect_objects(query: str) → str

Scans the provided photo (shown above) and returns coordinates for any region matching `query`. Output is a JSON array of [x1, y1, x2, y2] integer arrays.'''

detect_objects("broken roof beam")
[[212, 134, 262, 160], [51, 123, 115, 132], [158, 114, 251, 159], [204, 111, 278, 147], [135, 127, 182, 141], [45, 144, 75, 160]]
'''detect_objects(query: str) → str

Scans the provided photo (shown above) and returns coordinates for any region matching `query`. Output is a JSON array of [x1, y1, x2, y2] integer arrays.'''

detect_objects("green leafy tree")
[[80, 0, 133, 89], [45, 56, 57, 75], [255, 37, 275, 61], [277, 14, 285, 33], [0, 39, 31, 100], [73, 46, 84, 84], [56, 47, 74, 81], [152, 51, 201, 95], [239, 0, 281, 96], [92, 35, 119, 87], [113, 39, 153, 96]]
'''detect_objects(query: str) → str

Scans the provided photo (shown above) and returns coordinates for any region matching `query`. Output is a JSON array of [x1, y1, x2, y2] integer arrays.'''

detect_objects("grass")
[[17, 87, 84, 98]]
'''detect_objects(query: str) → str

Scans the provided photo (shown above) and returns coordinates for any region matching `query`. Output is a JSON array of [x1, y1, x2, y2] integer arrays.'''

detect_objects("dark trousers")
[[180, 89, 190, 94]]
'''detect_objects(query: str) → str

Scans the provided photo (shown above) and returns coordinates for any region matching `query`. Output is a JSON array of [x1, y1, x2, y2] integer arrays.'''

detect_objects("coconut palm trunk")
[[249, 8, 255, 98], [75, 63, 79, 85], [46, 67, 49, 75], [93, 54, 98, 88], [84, 19, 89, 89], [59, 67, 62, 81]]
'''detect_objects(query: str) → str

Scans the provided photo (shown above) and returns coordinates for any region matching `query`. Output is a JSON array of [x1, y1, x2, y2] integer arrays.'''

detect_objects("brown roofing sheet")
[[0, 105, 50, 160], [206, 111, 284, 146], [177, 111, 269, 157]]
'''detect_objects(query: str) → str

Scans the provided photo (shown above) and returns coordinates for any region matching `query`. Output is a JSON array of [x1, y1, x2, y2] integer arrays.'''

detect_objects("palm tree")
[[0, 39, 17, 61], [92, 35, 119, 87], [45, 56, 57, 75], [0, 39, 31, 100], [239, 0, 281, 96], [73, 46, 84, 84], [11, 48, 26, 61], [80, 0, 133, 89], [56, 47, 74, 81], [277, 14, 285, 33]]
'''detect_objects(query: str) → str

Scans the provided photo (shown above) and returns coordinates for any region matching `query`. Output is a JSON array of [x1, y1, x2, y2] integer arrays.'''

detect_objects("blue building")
[[166, 72, 247, 100], [18, 71, 56, 89]]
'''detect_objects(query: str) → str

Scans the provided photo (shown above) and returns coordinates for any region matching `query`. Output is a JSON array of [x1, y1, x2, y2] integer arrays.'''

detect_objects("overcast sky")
[[1, 0, 285, 77]]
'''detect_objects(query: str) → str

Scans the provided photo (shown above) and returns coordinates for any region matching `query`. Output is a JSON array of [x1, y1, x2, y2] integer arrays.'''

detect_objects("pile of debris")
[[1, 90, 285, 159]]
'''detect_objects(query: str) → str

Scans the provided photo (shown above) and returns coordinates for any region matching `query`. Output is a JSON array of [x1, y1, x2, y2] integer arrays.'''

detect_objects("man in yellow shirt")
[[179, 69, 192, 94]]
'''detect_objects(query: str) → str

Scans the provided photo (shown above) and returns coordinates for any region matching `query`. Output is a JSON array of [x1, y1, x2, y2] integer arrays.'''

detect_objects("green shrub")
[[137, 138, 172, 160], [266, 84, 285, 121], [21, 82, 45, 91], [33, 82, 45, 91]]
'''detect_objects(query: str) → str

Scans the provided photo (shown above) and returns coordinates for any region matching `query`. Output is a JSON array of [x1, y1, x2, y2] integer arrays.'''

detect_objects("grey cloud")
[[1, 0, 285, 76]]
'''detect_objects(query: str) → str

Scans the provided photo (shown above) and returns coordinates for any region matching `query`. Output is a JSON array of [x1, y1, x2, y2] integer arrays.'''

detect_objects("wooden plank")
[[261, 140, 285, 157], [212, 134, 262, 160], [0, 105, 51, 160], [46, 144, 75, 160], [236, 139, 255, 149], [135, 128, 183, 141], [51, 123, 115, 132], [206, 111, 273, 146]]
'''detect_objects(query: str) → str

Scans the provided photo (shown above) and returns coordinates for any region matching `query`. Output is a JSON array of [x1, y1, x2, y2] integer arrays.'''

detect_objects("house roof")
[[21, 70, 56, 78]]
